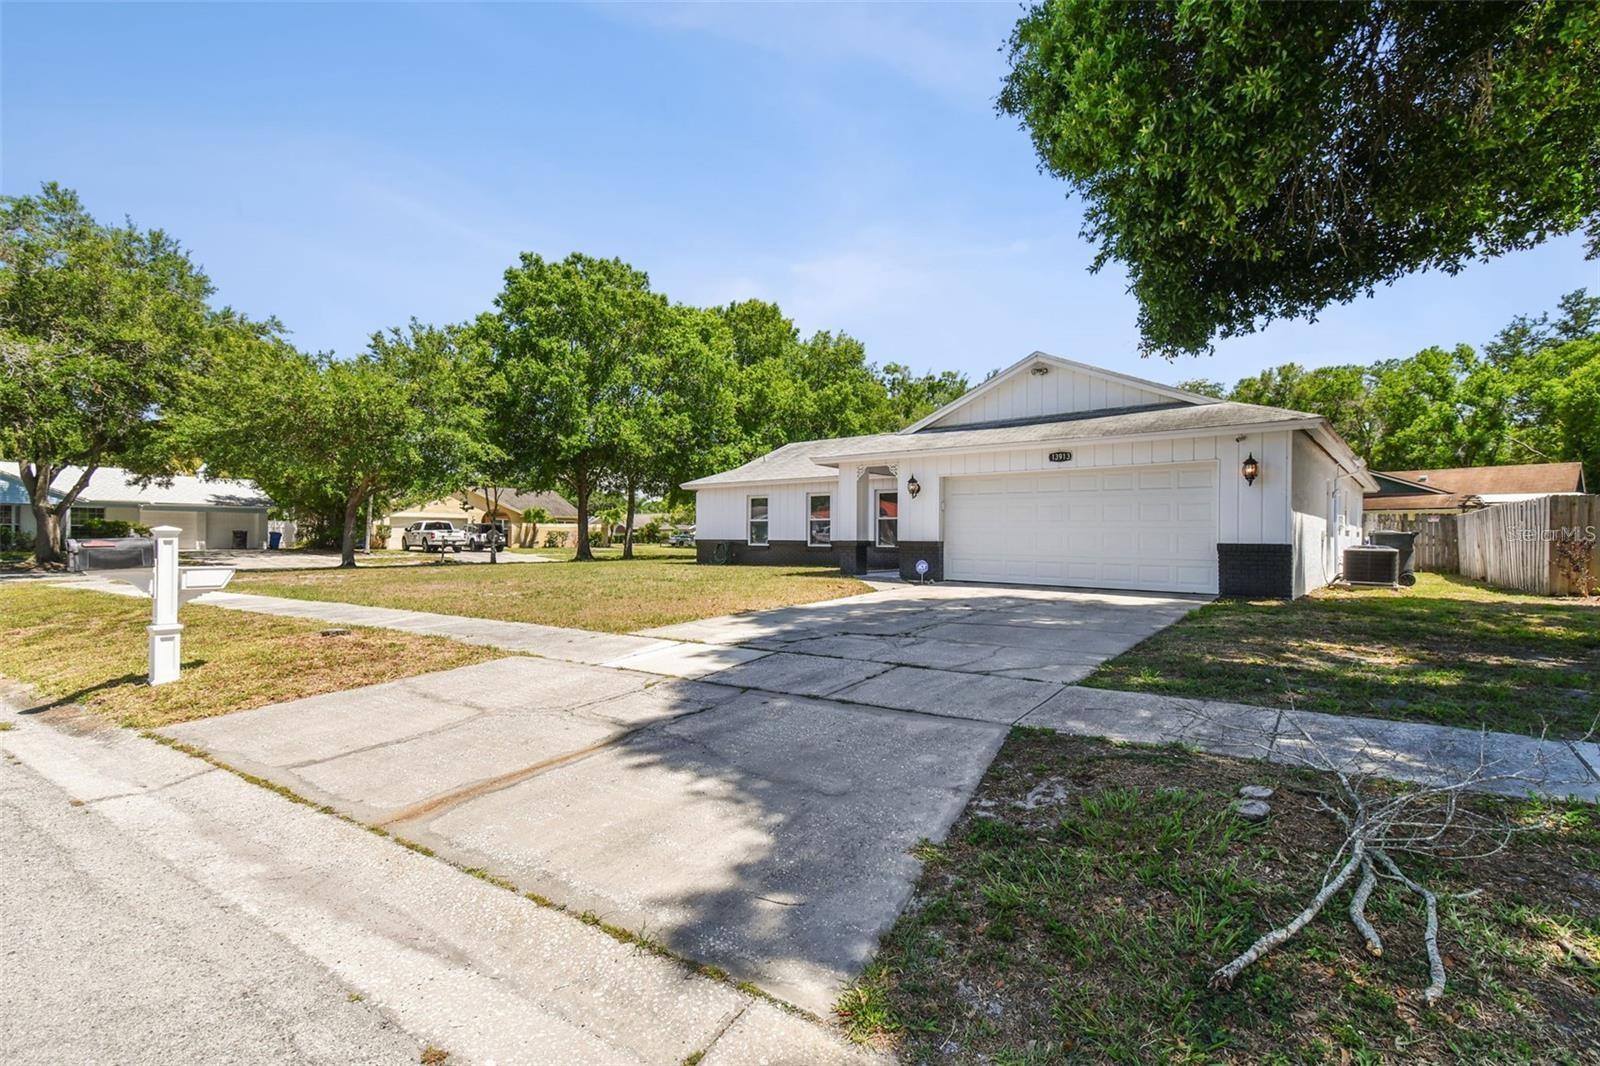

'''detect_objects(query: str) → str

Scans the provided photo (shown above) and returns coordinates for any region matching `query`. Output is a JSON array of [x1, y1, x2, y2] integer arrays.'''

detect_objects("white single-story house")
[[683, 354, 1378, 598], [0, 463, 271, 551]]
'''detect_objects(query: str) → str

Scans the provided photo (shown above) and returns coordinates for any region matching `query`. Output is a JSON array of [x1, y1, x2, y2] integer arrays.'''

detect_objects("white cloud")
[[599, 3, 1013, 102]]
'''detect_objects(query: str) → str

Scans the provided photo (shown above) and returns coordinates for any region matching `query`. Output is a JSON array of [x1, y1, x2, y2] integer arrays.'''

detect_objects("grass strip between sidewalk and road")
[[840, 729, 1600, 1063], [0, 583, 499, 729]]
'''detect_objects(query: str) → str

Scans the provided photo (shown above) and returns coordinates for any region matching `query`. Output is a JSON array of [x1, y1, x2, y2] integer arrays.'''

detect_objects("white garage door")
[[943, 464, 1218, 593]]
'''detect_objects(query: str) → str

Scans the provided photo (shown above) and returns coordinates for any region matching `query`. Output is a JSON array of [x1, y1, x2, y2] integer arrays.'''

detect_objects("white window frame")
[[874, 489, 899, 549], [71, 506, 107, 524], [806, 493, 831, 548], [747, 495, 770, 547], [0, 504, 17, 531]]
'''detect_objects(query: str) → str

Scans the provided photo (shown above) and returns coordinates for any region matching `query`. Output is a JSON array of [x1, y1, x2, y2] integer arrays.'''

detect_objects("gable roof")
[[1371, 462, 1585, 497], [809, 401, 1322, 464], [482, 489, 578, 519], [900, 351, 1220, 434], [0, 463, 269, 509]]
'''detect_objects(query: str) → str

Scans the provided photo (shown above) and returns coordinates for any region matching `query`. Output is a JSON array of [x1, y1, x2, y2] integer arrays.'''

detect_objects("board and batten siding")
[[694, 479, 837, 542], [890, 431, 1294, 546], [927, 365, 1173, 429]]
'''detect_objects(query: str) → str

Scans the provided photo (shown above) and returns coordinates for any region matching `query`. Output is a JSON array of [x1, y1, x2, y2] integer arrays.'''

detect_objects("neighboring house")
[[683, 353, 1378, 599], [379, 488, 578, 549], [0, 463, 270, 550], [1363, 462, 1588, 519], [603, 511, 678, 540]]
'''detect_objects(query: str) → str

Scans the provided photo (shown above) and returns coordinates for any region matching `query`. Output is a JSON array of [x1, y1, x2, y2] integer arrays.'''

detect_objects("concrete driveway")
[[163, 582, 1201, 1014]]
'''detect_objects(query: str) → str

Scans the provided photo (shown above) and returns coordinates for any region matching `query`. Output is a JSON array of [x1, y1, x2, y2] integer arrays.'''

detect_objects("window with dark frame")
[[0, 504, 16, 530], [748, 496, 769, 545], [876, 491, 898, 548], [807, 493, 831, 547], [71, 506, 107, 525]]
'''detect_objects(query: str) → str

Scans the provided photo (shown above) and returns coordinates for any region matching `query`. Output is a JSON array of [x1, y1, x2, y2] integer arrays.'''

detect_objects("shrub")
[[544, 530, 568, 548], [74, 518, 149, 539]]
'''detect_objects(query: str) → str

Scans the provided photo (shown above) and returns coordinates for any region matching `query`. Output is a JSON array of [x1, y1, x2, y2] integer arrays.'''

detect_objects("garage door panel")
[[944, 463, 1218, 594]]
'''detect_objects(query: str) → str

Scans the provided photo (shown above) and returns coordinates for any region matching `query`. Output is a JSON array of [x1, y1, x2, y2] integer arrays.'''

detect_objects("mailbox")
[[71, 526, 234, 686], [68, 536, 154, 574]]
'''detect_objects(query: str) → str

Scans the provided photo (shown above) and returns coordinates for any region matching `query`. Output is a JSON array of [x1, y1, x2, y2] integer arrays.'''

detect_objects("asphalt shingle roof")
[[0, 463, 269, 509], [683, 401, 1322, 489]]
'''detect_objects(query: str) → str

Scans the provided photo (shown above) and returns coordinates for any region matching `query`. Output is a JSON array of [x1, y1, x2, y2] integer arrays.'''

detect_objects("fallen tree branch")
[[1211, 839, 1366, 991], [1349, 857, 1383, 957]]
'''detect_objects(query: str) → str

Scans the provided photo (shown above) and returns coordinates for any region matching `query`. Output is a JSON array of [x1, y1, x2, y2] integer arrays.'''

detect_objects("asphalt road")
[[1, 753, 423, 1065]]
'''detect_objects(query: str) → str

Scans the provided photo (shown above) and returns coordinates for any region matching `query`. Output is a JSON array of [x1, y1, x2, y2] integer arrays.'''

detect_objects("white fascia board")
[[680, 473, 837, 491], [1305, 423, 1380, 492], [809, 418, 1325, 468], [899, 351, 1221, 434]]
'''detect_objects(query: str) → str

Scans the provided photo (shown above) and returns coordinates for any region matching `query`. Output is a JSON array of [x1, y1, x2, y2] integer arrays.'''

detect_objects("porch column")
[[832, 463, 871, 574]]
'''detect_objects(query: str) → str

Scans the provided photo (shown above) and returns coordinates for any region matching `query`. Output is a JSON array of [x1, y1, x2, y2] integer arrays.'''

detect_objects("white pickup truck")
[[400, 520, 467, 553]]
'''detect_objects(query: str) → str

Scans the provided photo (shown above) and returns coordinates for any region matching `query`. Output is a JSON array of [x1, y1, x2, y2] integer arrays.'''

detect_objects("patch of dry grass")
[[234, 547, 869, 633], [0, 584, 498, 729]]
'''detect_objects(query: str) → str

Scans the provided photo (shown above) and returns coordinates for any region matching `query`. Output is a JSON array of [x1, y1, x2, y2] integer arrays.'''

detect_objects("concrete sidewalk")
[[0, 691, 883, 1066], [1023, 685, 1600, 802]]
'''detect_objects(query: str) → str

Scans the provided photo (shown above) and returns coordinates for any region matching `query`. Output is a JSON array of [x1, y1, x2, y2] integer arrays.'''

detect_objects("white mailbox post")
[[143, 525, 236, 686]]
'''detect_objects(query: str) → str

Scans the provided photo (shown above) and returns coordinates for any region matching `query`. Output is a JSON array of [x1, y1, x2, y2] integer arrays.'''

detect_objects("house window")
[[0, 504, 16, 531], [807, 493, 831, 547], [747, 496, 769, 546], [71, 506, 106, 525], [876, 491, 898, 548]]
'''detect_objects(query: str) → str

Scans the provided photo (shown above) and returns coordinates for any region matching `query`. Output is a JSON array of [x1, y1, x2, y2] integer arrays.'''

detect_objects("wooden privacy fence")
[[1362, 511, 1459, 572], [1455, 496, 1600, 597]]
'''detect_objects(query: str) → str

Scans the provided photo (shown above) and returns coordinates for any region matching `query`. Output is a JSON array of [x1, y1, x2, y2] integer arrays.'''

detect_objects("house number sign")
[[1047, 451, 1073, 463]]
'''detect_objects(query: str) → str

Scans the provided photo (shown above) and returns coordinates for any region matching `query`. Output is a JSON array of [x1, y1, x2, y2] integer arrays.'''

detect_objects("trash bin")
[[1370, 530, 1418, 586], [268, 530, 283, 550]]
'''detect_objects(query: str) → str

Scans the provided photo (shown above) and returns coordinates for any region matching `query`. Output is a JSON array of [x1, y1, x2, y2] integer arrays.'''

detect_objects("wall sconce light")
[[907, 475, 921, 498], [1241, 454, 1259, 486]]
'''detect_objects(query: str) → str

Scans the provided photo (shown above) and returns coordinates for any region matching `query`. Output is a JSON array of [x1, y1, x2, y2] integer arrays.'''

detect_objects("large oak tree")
[[1000, 1, 1600, 356], [0, 183, 218, 564], [187, 321, 490, 566]]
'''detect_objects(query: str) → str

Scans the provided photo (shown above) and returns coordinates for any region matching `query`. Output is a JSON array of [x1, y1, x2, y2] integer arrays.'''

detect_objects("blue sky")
[[4, 2, 1595, 390]]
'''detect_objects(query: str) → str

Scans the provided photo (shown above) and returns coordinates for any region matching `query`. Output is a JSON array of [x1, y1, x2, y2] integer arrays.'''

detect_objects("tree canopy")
[[0, 182, 224, 563], [186, 320, 490, 566], [1000, 1, 1600, 356]]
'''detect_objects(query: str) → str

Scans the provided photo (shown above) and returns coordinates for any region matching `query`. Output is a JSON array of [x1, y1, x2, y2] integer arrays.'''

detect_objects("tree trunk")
[[29, 499, 63, 567], [340, 489, 363, 568], [623, 480, 637, 560], [573, 471, 593, 561], [19, 460, 100, 567]]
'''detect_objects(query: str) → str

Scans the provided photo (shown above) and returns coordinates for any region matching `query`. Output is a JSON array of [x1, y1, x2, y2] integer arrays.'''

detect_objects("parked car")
[[401, 520, 466, 553], [464, 522, 507, 551], [667, 529, 696, 547]]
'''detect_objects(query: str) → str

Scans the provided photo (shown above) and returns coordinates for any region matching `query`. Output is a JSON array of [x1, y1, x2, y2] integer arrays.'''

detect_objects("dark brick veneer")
[[695, 539, 836, 566], [897, 541, 944, 582], [1217, 542, 1293, 599]]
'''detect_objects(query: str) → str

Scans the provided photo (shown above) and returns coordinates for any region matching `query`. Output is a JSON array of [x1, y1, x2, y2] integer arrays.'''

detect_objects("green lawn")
[[0, 584, 498, 729], [233, 546, 868, 633], [1084, 573, 1600, 739], [841, 729, 1599, 1064]]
